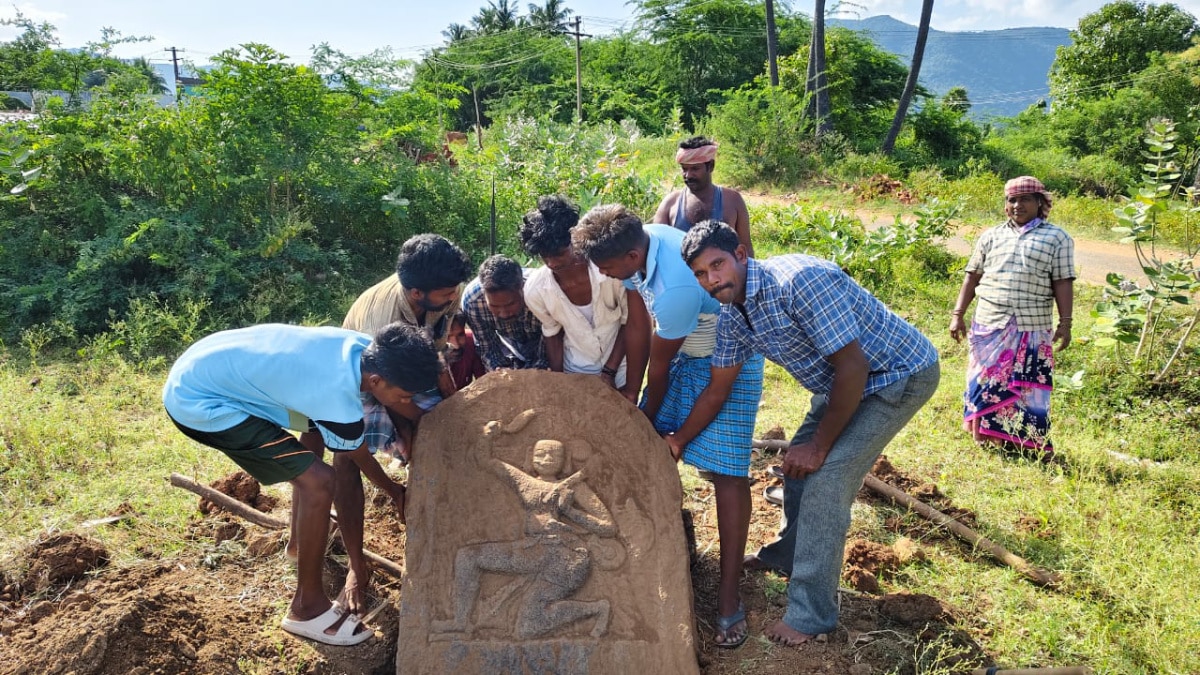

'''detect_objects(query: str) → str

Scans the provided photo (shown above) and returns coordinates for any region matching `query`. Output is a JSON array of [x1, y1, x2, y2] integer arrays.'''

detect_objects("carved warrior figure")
[[430, 414, 618, 640]]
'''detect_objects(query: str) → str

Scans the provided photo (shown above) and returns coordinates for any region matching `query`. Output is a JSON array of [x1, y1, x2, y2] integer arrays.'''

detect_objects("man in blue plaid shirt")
[[681, 221, 941, 648]]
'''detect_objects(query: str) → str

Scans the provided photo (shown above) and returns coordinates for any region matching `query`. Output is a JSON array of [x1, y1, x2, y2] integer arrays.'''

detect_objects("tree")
[[635, 0, 808, 124], [443, 23, 474, 43], [472, 0, 524, 34], [1050, 0, 1199, 104], [528, 0, 572, 32], [805, 0, 832, 134], [942, 86, 970, 114], [781, 28, 913, 146], [881, 0, 933, 154]]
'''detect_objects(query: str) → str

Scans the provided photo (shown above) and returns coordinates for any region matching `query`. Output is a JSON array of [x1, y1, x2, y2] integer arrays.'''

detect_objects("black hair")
[[519, 195, 580, 259], [571, 204, 647, 263], [449, 311, 468, 328], [679, 135, 716, 150], [477, 255, 524, 293], [395, 234, 472, 292], [681, 220, 740, 266], [361, 322, 440, 393]]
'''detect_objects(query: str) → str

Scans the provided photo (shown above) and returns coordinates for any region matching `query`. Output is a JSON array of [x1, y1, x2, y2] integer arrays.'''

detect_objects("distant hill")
[[828, 15, 1071, 120]]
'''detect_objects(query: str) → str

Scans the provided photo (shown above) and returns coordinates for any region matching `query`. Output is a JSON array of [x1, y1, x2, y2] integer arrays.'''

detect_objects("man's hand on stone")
[[663, 433, 685, 462]]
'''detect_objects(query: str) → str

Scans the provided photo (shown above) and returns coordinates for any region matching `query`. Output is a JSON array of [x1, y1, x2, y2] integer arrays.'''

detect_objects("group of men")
[[163, 136, 940, 651]]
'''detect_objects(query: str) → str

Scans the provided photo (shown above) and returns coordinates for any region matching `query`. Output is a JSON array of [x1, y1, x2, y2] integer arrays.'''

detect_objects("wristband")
[[950, 309, 965, 316], [601, 365, 617, 377]]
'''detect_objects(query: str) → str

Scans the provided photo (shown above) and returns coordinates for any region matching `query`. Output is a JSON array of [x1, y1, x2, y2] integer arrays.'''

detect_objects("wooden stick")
[[169, 473, 287, 528], [969, 662, 1094, 667], [168, 473, 405, 579], [750, 440, 1061, 587]]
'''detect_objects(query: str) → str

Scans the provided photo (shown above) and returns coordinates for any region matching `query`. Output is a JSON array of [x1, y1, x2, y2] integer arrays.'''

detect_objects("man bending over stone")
[[571, 205, 764, 649], [682, 221, 940, 647], [163, 322, 439, 646], [461, 255, 548, 371]]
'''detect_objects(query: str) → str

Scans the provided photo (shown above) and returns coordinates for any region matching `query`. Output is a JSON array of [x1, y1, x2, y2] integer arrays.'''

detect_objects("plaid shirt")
[[711, 256, 938, 396], [460, 276, 548, 371], [967, 219, 1075, 331]]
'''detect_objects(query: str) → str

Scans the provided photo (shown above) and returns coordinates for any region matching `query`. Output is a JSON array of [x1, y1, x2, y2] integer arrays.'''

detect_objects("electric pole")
[[765, 0, 779, 86], [564, 16, 591, 123], [166, 47, 183, 98]]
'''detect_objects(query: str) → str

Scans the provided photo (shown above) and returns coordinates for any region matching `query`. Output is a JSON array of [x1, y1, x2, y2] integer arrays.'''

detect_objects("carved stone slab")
[[397, 370, 699, 675]]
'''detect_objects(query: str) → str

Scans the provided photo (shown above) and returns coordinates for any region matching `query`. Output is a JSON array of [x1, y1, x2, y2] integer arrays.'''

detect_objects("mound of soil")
[[17, 533, 108, 594], [199, 471, 278, 514]]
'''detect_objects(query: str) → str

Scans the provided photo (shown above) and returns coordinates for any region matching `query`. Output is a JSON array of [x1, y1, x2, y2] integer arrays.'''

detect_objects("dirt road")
[[744, 194, 1155, 287]]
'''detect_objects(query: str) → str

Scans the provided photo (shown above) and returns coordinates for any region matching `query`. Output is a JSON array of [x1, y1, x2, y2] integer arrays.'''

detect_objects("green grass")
[[745, 251, 1200, 674], [2, 233, 1198, 674]]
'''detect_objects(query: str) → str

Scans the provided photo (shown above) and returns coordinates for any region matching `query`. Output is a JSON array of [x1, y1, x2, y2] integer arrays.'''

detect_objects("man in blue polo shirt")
[[681, 220, 940, 648], [572, 204, 764, 649], [163, 322, 439, 646]]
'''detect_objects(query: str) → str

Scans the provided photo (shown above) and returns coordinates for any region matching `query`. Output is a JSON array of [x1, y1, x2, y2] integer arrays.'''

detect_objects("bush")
[[828, 152, 905, 183], [701, 85, 817, 188]]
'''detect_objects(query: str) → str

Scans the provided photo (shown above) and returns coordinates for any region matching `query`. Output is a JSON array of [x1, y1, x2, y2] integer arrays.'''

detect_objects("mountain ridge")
[[828, 15, 1072, 119]]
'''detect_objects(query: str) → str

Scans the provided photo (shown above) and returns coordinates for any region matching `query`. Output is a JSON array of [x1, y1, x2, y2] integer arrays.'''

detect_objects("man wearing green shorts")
[[163, 322, 439, 646]]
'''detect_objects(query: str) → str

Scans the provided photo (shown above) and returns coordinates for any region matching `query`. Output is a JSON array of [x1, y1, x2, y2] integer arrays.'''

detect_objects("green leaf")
[[1093, 337, 1118, 348]]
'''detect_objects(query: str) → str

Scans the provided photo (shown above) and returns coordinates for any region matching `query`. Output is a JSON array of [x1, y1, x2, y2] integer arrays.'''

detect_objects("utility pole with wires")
[[563, 16, 591, 123], [166, 47, 183, 98]]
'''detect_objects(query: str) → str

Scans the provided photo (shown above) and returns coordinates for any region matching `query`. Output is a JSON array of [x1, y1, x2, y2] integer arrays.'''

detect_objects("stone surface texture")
[[397, 370, 699, 674]]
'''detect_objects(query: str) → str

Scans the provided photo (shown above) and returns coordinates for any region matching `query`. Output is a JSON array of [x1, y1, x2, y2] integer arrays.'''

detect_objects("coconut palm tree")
[[882, 0, 935, 154], [443, 23, 474, 43], [806, 0, 832, 135], [527, 0, 571, 33], [472, 0, 523, 34]]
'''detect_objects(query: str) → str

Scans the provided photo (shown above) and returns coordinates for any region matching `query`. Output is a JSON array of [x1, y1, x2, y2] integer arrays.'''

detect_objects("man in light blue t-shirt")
[[572, 204, 764, 650], [163, 322, 439, 647]]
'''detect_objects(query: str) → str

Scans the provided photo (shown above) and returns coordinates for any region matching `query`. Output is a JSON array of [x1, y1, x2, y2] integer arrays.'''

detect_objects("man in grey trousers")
[[680, 220, 941, 647]]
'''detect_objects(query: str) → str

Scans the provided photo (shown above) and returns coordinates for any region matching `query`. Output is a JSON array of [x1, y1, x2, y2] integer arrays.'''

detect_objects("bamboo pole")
[[751, 440, 1061, 587], [168, 472, 405, 579]]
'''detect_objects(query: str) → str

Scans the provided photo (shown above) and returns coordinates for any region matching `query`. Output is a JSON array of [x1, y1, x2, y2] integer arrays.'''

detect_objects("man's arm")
[[1052, 278, 1073, 350], [663, 363, 743, 460], [545, 332, 565, 372], [780, 340, 869, 479], [949, 272, 982, 343], [329, 441, 405, 614], [651, 192, 678, 224], [621, 290, 651, 403], [725, 190, 754, 258], [642, 334, 686, 424]]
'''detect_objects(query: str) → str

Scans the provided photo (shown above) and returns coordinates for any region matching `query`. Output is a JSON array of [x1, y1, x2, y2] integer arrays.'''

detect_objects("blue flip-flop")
[[714, 602, 748, 649]]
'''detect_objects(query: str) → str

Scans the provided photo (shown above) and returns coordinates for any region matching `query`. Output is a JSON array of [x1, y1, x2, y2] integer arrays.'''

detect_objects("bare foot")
[[765, 620, 817, 647]]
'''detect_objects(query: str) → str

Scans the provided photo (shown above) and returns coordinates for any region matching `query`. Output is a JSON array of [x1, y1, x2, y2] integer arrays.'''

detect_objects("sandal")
[[714, 602, 748, 649]]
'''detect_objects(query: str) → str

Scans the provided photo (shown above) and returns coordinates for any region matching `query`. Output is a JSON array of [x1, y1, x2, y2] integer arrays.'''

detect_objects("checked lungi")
[[649, 352, 764, 476]]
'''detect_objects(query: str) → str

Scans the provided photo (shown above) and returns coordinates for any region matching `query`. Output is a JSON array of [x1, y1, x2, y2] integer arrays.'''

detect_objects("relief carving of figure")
[[430, 414, 618, 640]]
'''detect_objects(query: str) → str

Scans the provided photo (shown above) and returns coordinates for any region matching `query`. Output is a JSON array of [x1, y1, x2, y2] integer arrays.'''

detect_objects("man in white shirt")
[[519, 195, 650, 403]]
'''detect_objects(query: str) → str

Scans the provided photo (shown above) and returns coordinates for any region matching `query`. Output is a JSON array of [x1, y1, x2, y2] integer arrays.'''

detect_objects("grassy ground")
[[3, 206, 1198, 674]]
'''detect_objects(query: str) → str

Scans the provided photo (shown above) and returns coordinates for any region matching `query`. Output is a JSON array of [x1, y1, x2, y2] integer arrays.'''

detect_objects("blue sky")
[[3, 0, 1199, 67]]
